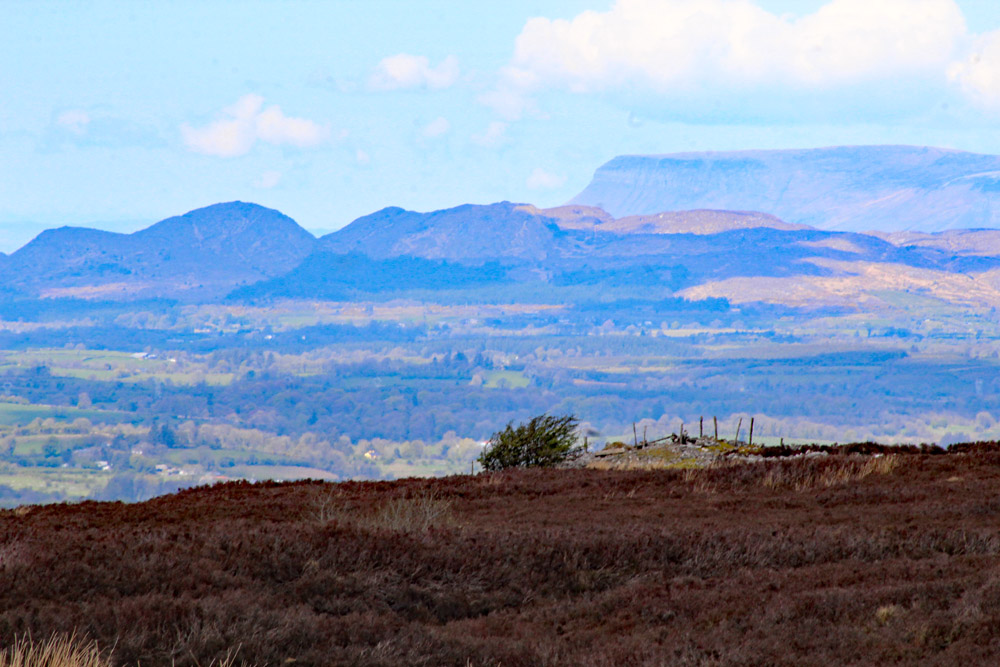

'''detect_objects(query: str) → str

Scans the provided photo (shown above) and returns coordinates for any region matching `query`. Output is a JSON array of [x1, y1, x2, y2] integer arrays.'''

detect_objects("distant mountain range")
[[0, 202, 315, 299], [571, 145, 1000, 232], [7, 145, 1000, 308]]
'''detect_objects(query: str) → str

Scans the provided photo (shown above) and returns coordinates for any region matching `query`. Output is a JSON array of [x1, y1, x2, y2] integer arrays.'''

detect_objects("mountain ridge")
[[0, 201, 318, 299]]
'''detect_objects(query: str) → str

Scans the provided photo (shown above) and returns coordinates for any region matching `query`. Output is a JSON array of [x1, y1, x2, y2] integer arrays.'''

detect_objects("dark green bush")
[[478, 414, 581, 471]]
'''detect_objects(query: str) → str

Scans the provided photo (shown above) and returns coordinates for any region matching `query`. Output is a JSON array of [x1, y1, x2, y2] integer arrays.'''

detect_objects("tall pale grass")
[[312, 488, 454, 532], [0, 635, 256, 667], [0, 634, 109, 667], [369, 491, 454, 532], [762, 454, 901, 491]]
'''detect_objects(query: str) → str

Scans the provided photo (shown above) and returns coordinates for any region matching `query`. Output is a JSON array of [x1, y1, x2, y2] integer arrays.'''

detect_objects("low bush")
[[477, 413, 581, 471]]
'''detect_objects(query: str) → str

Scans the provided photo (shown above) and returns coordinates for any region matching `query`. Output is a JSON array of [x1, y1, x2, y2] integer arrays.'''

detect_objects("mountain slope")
[[230, 251, 510, 301], [320, 202, 565, 261], [550, 207, 808, 234], [871, 229, 1000, 256], [570, 146, 1000, 232], [0, 202, 317, 298]]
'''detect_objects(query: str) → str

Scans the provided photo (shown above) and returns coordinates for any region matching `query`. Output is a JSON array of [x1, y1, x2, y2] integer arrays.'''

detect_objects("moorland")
[[5, 446, 1000, 665]]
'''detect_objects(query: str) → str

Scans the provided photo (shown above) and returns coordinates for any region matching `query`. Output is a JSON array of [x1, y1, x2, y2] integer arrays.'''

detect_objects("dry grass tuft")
[[875, 604, 903, 625], [312, 486, 454, 532], [368, 491, 454, 532], [0, 634, 109, 667], [761, 455, 900, 491]]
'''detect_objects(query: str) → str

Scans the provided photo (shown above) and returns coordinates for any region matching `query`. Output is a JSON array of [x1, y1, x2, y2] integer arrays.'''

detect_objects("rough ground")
[[2, 447, 1000, 665]]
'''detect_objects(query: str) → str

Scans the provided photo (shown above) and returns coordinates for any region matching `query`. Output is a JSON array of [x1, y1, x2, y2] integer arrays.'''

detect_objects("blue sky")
[[3, 0, 1000, 250]]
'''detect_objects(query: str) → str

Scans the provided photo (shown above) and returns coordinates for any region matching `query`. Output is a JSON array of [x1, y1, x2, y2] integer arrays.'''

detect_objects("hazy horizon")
[[6, 0, 1000, 239]]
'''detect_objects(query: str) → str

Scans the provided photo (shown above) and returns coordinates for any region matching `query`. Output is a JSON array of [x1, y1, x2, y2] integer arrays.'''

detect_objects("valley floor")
[[3, 450, 1000, 665]]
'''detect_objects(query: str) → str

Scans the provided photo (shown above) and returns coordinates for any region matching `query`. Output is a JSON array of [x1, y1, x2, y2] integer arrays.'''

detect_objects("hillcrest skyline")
[[6, 0, 1000, 250]]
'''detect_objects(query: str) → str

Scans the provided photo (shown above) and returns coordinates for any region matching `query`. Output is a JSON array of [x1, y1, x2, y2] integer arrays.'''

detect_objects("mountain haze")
[[7, 146, 1000, 309], [320, 202, 565, 261], [547, 207, 807, 234], [1, 202, 317, 298], [571, 146, 1000, 232]]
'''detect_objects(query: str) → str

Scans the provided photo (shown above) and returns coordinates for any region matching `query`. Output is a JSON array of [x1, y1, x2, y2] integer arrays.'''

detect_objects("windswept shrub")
[[478, 413, 581, 471]]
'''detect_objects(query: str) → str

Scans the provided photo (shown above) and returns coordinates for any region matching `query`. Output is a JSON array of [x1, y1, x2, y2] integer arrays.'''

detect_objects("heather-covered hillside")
[[4, 450, 1000, 665]]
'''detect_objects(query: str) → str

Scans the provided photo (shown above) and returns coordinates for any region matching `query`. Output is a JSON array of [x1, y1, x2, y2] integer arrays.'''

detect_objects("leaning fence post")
[[633, 423, 638, 448], [700, 417, 704, 438], [734, 418, 743, 445], [714, 416, 718, 441], [748, 417, 755, 447]]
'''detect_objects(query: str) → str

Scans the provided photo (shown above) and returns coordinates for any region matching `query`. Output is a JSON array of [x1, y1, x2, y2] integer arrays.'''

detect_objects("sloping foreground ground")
[[3, 452, 1000, 665]]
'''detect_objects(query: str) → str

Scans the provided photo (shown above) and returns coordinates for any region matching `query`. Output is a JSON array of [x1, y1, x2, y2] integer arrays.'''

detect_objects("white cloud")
[[526, 168, 567, 190], [56, 109, 90, 135], [499, 0, 966, 98], [421, 116, 451, 138], [478, 81, 536, 121], [472, 121, 508, 148], [369, 54, 460, 91], [181, 95, 329, 157], [949, 30, 1000, 110], [253, 170, 282, 189], [355, 149, 371, 165]]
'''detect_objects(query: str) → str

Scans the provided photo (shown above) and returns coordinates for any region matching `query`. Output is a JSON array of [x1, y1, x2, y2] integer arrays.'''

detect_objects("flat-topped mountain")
[[1, 202, 317, 298], [571, 146, 1000, 232]]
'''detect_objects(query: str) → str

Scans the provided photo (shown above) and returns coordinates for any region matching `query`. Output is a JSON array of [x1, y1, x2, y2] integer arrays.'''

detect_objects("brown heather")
[[3, 448, 1000, 664]]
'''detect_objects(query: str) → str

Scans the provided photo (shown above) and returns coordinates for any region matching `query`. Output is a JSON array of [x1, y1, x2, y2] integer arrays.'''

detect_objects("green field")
[[0, 402, 130, 426], [0, 464, 110, 497], [9, 434, 94, 456], [484, 370, 530, 389], [0, 349, 234, 386]]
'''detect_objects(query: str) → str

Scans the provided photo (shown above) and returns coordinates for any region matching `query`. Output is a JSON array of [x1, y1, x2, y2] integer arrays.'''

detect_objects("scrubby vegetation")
[[5, 447, 1000, 664], [477, 413, 581, 470]]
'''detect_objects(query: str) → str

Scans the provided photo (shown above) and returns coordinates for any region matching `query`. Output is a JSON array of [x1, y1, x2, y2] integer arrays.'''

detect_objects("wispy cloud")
[[526, 168, 567, 190], [472, 121, 507, 148], [950, 30, 1000, 110], [55, 109, 91, 135], [181, 95, 329, 157], [253, 170, 282, 189], [421, 116, 451, 139], [369, 54, 459, 91], [45, 109, 163, 150]]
